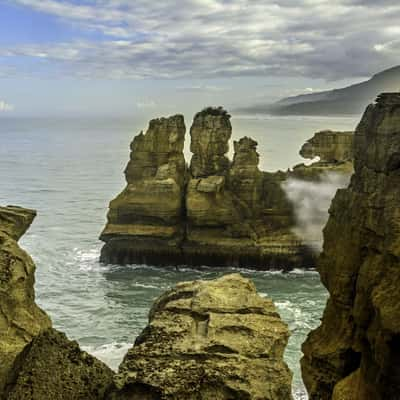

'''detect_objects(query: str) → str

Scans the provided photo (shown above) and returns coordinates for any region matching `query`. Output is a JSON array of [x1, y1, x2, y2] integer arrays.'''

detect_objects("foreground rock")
[[109, 273, 293, 400], [301, 93, 400, 399], [5, 329, 114, 400], [0, 206, 113, 399], [101, 107, 351, 269], [0, 206, 51, 394]]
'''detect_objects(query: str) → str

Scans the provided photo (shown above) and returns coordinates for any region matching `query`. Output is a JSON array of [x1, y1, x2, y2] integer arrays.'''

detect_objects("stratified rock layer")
[[0, 206, 113, 400], [300, 130, 353, 163], [101, 107, 322, 269], [301, 93, 400, 399], [100, 115, 187, 265], [5, 329, 114, 400], [190, 107, 232, 178], [108, 273, 293, 400], [0, 206, 51, 395]]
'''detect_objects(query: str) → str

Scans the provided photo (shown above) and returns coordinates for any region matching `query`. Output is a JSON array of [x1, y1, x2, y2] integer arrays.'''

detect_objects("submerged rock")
[[0, 206, 51, 394], [108, 273, 293, 400], [301, 93, 400, 399]]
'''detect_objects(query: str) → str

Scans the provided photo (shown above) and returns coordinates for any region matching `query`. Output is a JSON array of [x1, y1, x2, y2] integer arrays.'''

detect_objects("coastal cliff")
[[101, 107, 353, 269], [0, 206, 51, 394], [301, 93, 400, 399], [0, 206, 113, 400]]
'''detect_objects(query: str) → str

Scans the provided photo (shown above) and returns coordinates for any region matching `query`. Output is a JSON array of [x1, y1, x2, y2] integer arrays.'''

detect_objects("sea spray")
[[282, 172, 351, 251]]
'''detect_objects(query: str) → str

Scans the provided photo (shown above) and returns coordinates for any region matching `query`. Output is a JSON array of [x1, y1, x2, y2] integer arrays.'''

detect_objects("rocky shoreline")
[[100, 107, 353, 270], [1, 93, 399, 399], [0, 207, 292, 399]]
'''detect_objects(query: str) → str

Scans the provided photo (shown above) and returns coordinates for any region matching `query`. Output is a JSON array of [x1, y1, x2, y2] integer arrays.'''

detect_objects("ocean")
[[0, 113, 359, 398]]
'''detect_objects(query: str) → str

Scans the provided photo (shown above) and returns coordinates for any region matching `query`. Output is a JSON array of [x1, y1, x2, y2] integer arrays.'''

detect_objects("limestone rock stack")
[[100, 115, 187, 265], [190, 107, 232, 178], [101, 107, 318, 269], [108, 274, 293, 400], [301, 93, 400, 399]]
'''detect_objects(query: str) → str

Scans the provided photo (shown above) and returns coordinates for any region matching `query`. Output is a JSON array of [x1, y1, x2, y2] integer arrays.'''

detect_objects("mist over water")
[[283, 172, 351, 251]]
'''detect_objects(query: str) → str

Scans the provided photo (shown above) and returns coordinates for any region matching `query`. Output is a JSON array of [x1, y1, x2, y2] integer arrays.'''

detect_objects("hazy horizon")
[[1, 1, 399, 118]]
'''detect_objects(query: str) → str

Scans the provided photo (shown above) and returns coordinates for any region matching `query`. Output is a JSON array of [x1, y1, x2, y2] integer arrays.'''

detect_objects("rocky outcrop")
[[291, 130, 354, 181], [101, 107, 323, 269], [100, 115, 187, 265], [108, 273, 293, 400], [190, 107, 232, 178], [100, 107, 357, 269], [300, 130, 353, 163], [0, 206, 113, 400], [0, 206, 51, 395], [301, 93, 400, 399], [5, 329, 114, 400]]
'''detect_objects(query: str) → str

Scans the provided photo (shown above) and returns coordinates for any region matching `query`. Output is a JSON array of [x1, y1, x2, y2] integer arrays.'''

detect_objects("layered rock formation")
[[101, 107, 323, 269], [108, 273, 293, 400], [1, 205, 295, 399], [100, 115, 187, 265], [0, 206, 51, 395], [0, 206, 113, 400], [301, 93, 400, 399], [291, 130, 354, 181], [299, 130, 353, 163], [190, 107, 232, 177]]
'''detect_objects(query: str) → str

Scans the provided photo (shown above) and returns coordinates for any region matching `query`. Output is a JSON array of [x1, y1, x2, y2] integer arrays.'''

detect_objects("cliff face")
[[100, 107, 355, 269], [190, 107, 232, 178], [100, 115, 187, 265], [0, 206, 51, 394], [301, 93, 400, 399], [0, 206, 113, 400], [108, 273, 293, 400]]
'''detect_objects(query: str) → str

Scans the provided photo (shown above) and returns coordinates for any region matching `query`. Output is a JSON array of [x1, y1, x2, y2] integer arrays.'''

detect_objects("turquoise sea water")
[[0, 114, 359, 398]]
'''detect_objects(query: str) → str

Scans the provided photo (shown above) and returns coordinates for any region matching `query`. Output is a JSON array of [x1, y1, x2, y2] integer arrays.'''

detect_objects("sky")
[[0, 0, 399, 117]]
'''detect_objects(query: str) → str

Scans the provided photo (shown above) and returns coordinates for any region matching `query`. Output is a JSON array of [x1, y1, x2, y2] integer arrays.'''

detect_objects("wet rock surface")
[[108, 273, 293, 400], [301, 93, 400, 399]]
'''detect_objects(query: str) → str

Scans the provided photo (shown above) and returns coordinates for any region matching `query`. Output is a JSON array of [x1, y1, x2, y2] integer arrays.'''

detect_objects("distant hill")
[[238, 66, 400, 116]]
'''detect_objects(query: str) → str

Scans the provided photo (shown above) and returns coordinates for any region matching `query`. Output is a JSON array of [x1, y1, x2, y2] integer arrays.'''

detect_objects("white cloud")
[[0, 100, 15, 112], [4, 0, 400, 80]]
